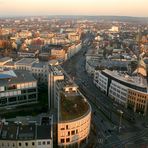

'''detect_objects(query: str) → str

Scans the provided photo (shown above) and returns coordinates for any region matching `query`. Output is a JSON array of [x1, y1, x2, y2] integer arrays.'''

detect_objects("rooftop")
[[0, 115, 52, 140], [32, 62, 48, 68], [18, 124, 35, 140], [15, 58, 38, 66], [37, 125, 51, 139], [50, 65, 64, 76], [59, 90, 90, 122], [4, 61, 15, 66], [0, 123, 17, 140], [103, 69, 147, 88], [0, 70, 36, 86], [86, 49, 98, 55], [0, 124, 51, 140], [0, 57, 12, 63]]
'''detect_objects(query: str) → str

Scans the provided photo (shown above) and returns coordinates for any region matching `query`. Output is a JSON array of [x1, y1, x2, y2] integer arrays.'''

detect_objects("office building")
[[57, 85, 91, 147], [48, 65, 64, 110], [94, 69, 148, 115], [0, 70, 38, 109]]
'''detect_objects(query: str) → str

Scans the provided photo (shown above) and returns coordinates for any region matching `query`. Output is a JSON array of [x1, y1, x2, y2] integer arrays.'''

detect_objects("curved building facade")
[[57, 85, 91, 147], [94, 69, 148, 115]]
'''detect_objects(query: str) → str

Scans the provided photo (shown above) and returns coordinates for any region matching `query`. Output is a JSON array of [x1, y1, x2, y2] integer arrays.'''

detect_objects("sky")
[[0, 0, 148, 17]]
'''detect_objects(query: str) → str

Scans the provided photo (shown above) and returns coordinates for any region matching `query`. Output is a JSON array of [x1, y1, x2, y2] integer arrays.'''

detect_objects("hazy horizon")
[[0, 0, 148, 17]]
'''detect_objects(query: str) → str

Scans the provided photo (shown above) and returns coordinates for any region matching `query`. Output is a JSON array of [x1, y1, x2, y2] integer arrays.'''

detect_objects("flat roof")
[[103, 69, 147, 88], [37, 125, 51, 139], [59, 91, 90, 121], [0, 123, 51, 140], [4, 61, 15, 66], [18, 124, 35, 140], [0, 123, 17, 140], [0, 70, 36, 86], [32, 62, 48, 68], [15, 58, 38, 65], [0, 57, 11, 63], [50, 65, 63, 76], [86, 49, 98, 55]]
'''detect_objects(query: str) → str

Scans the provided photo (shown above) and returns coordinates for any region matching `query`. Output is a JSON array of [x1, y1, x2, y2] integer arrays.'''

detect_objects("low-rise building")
[[18, 49, 39, 58], [0, 57, 12, 68], [0, 70, 38, 109], [50, 48, 66, 61], [66, 43, 82, 60], [0, 116, 53, 148], [15, 58, 38, 71]]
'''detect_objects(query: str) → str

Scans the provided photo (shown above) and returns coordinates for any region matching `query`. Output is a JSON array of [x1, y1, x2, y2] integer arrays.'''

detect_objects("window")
[[32, 142, 35, 146], [19, 143, 21, 146], [47, 141, 50, 145], [71, 130, 75, 135], [68, 131, 70, 136], [8, 97, 17, 102], [43, 141, 46, 145], [28, 94, 36, 99], [21, 90, 26, 94], [61, 127, 65, 130], [66, 125, 68, 129], [61, 139, 65, 143], [28, 88, 36, 93], [66, 138, 70, 142], [25, 142, 28, 146]]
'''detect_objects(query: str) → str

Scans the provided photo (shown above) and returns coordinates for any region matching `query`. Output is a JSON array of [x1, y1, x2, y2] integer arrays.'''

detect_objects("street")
[[62, 38, 148, 147]]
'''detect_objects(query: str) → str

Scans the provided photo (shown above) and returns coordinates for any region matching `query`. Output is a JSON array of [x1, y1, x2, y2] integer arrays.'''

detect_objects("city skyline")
[[0, 0, 148, 17]]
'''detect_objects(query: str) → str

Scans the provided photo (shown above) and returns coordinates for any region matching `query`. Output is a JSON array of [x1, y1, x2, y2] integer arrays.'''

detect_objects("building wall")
[[58, 110, 91, 147], [0, 81, 38, 108], [85, 61, 95, 75], [48, 72, 64, 110], [109, 80, 128, 106], [0, 58, 12, 67], [94, 71, 108, 94], [0, 140, 17, 148], [128, 89, 148, 115], [94, 70, 148, 115], [31, 66, 48, 83], [0, 139, 52, 148], [67, 43, 81, 59], [50, 49, 66, 60]]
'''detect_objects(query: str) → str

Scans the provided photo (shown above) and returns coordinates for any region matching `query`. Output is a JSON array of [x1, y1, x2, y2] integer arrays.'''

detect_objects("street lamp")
[[118, 109, 123, 133]]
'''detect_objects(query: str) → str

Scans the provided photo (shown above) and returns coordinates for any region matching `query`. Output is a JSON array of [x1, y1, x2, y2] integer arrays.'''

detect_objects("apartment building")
[[0, 116, 53, 148]]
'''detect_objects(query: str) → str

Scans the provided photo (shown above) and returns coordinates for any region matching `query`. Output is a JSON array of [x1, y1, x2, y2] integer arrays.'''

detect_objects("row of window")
[[128, 96, 146, 104], [60, 130, 88, 144], [109, 89, 127, 99], [111, 83, 127, 92], [0, 93, 37, 105], [128, 100, 146, 109], [61, 125, 89, 137], [60, 119, 90, 130], [128, 91, 147, 99], [0, 141, 50, 147]]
